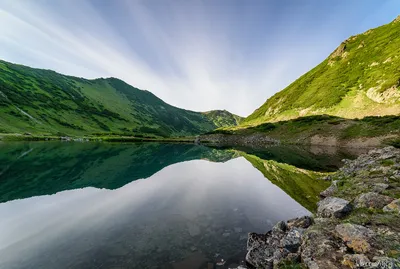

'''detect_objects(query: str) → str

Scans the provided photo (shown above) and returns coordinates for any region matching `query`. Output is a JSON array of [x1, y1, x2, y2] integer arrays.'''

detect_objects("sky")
[[0, 1, 399, 116]]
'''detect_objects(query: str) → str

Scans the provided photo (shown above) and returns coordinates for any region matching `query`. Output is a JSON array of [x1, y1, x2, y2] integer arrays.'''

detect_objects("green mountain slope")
[[245, 15, 400, 125], [202, 110, 243, 127], [0, 60, 241, 136]]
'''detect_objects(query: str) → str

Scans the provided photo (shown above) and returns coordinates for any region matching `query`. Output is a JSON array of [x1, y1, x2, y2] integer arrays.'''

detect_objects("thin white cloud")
[[0, 0, 395, 116]]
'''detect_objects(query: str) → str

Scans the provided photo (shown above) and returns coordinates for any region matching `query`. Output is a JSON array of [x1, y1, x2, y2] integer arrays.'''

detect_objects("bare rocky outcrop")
[[199, 133, 280, 147], [330, 43, 347, 59], [354, 192, 394, 209], [366, 85, 400, 104], [317, 197, 352, 218]]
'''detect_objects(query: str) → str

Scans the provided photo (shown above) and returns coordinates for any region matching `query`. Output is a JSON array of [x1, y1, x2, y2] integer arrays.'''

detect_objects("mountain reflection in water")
[[0, 142, 365, 269]]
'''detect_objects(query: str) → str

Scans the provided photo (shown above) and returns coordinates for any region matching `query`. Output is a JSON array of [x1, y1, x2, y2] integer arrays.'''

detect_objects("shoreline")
[[0, 133, 197, 144], [199, 133, 400, 149], [2, 132, 399, 150], [244, 146, 400, 269]]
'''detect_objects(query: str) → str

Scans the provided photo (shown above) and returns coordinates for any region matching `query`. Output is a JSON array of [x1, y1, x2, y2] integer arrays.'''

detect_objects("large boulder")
[[247, 232, 267, 251], [246, 219, 310, 268], [354, 192, 394, 209], [372, 183, 389, 193], [317, 197, 352, 218], [281, 228, 304, 252], [335, 223, 375, 253], [245, 245, 275, 268], [383, 199, 400, 213]]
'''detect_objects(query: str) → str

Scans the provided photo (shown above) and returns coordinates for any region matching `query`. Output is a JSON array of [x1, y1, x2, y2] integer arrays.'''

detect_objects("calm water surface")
[[0, 142, 365, 269]]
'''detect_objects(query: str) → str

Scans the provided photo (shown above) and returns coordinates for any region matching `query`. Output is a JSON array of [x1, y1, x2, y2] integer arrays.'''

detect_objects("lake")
[[0, 142, 366, 269]]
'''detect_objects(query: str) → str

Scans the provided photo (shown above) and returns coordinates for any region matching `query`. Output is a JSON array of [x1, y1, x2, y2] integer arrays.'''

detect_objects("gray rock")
[[245, 245, 274, 268], [342, 254, 370, 268], [317, 197, 352, 218], [383, 199, 400, 213], [320, 180, 338, 198], [272, 220, 287, 234], [354, 192, 394, 209], [281, 227, 304, 252], [287, 216, 313, 229], [247, 232, 266, 251], [303, 259, 320, 269], [372, 183, 389, 193], [367, 257, 400, 269]]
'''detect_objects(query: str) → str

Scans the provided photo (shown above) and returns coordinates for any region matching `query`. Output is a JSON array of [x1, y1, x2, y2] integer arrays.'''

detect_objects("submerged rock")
[[187, 223, 201, 237], [317, 197, 352, 218], [354, 192, 394, 209]]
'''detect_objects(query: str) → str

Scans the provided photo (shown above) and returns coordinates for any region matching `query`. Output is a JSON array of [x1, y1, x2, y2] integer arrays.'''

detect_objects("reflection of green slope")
[[241, 153, 330, 212], [0, 142, 237, 203], [212, 145, 366, 172]]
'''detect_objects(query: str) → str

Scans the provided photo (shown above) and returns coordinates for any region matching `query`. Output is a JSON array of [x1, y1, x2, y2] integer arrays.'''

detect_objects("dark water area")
[[0, 142, 367, 269]]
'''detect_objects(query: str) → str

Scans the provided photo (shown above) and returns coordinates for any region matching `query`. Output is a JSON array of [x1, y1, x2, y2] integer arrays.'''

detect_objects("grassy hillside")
[[202, 110, 243, 127], [0, 60, 240, 136], [245, 15, 400, 125], [207, 115, 400, 147]]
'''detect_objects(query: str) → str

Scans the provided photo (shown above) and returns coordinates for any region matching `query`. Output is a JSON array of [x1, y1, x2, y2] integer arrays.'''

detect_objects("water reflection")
[[0, 142, 358, 268]]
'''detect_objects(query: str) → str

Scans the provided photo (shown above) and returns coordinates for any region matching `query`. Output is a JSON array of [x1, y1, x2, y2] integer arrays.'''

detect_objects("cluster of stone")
[[246, 216, 313, 268], [245, 147, 400, 269]]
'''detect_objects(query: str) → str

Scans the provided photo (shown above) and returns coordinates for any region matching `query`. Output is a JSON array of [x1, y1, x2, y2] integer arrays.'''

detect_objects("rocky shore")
[[245, 147, 400, 268], [199, 133, 280, 147]]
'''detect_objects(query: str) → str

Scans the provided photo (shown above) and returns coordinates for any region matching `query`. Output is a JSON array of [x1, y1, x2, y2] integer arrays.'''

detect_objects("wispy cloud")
[[0, 0, 399, 116]]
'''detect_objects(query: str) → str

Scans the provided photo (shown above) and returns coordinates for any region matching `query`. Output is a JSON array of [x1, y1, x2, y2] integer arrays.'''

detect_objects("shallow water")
[[0, 142, 363, 269]]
